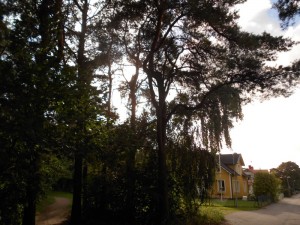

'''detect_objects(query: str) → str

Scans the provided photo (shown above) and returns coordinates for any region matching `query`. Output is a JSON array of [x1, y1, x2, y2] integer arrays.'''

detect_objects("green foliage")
[[0, 1, 67, 223], [168, 143, 216, 213], [171, 206, 224, 225], [117, 1, 299, 221], [0, 1, 103, 224], [271, 161, 300, 196], [253, 172, 281, 202], [210, 199, 259, 211], [274, 0, 300, 28], [199, 207, 225, 225], [40, 155, 72, 193], [37, 191, 72, 213], [1, 0, 300, 225], [82, 122, 159, 225]]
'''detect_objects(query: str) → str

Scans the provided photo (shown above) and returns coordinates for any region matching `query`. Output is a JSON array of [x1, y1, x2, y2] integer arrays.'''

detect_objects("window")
[[217, 180, 225, 192], [233, 180, 240, 193]]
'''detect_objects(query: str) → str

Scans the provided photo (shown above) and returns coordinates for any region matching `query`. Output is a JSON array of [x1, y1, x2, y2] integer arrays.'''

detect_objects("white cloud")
[[236, 0, 300, 66], [226, 0, 300, 169], [236, 0, 283, 35], [228, 90, 300, 169]]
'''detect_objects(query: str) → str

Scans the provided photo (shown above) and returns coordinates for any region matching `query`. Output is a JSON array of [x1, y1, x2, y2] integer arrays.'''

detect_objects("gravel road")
[[225, 194, 300, 225], [36, 197, 71, 225]]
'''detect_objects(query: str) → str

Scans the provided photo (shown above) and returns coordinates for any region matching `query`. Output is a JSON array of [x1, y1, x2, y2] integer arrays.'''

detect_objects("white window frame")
[[217, 180, 225, 192]]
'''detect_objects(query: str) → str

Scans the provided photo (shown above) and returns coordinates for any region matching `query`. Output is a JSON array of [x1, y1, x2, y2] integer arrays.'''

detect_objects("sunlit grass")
[[205, 198, 260, 215], [199, 206, 225, 224]]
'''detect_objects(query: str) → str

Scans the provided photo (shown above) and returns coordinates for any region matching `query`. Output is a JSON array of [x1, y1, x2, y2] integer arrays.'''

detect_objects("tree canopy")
[[271, 161, 300, 196], [274, 0, 300, 28], [253, 172, 281, 202], [1, 0, 300, 225], [113, 0, 299, 222]]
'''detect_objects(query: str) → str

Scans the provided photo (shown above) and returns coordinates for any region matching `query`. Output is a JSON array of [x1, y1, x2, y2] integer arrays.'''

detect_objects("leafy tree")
[[0, 1, 69, 224], [167, 128, 216, 219], [1, 1, 300, 224], [112, 1, 298, 223], [271, 161, 300, 196], [119, 30, 150, 223], [54, 1, 111, 224], [81, 118, 156, 225], [0, 1, 106, 224], [253, 172, 281, 202]]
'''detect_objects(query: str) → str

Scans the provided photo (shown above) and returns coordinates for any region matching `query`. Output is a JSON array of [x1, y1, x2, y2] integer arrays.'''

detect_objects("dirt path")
[[225, 194, 300, 225], [36, 197, 71, 225]]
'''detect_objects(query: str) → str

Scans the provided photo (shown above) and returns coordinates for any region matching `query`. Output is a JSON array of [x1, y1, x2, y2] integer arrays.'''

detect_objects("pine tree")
[[112, 1, 298, 223]]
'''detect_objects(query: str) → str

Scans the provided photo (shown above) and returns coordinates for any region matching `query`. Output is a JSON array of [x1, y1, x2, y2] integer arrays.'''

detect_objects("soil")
[[36, 197, 71, 225]]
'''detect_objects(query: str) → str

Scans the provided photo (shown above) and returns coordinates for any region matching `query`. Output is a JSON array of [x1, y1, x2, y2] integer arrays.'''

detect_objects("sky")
[[114, 0, 300, 170], [222, 0, 300, 170]]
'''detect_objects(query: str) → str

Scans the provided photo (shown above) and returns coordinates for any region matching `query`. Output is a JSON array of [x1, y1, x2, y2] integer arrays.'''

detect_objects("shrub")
[[199, 207, 224, 225], [253, 172, 281, 202], [176, 207, 224, 225]]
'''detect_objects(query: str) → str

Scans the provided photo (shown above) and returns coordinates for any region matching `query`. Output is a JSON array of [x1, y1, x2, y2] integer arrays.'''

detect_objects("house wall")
[[230, 160, 248, 198], [211, 169, 248, 199], [232, 174, 248, 198], [211, 168, 232, 199]]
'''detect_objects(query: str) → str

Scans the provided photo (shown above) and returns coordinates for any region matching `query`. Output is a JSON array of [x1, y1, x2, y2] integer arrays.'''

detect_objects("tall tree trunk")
[[71, 154, 83, 225], [22, 186, 37, 225], [54, 0, 64, 62], [144, 62, 169, 223], [156, 86, 169, 224], [125, 147, 136, 223], [22, 153, 39, 225], [125, 67, 139, 223], [82, 160, 88, 217], [70, 1, 88, 224], [156, 115, 168, 224]]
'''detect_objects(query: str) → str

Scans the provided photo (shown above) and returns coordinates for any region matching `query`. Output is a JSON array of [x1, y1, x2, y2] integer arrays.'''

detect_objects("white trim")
[[229, 174, 232, 198], [217, 179, 225, 192]]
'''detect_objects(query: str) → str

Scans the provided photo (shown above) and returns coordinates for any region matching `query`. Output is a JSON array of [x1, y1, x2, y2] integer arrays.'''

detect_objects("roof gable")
[[220, 153, 245, 166], [220, 162, 235, 175]]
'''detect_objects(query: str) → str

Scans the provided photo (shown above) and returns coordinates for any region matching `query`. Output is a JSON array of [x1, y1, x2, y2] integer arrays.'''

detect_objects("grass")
[[177, 198, 260, 225], [205, 198, 261, 215], [199, 206, 225, 224], [37, 191, 73, 213], [195, 198, 263, 224]]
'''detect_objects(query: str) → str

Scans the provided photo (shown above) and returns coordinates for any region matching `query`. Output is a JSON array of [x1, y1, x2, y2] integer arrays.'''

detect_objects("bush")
[[199, 207, 224, 225], [253, 172, 281, 202], [174, 207, 224, 225]]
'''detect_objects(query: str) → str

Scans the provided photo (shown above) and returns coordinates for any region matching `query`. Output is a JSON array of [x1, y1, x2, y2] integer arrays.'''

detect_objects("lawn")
[[203, 198, 261, 215]]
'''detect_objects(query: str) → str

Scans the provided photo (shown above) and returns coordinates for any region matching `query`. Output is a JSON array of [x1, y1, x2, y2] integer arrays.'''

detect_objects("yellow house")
[[211, 153, 249, 199]]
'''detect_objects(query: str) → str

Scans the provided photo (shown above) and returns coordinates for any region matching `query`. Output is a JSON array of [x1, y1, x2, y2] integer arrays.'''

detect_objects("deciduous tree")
[[271, 161, 300, 196], [253, 172, 281, 202]]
